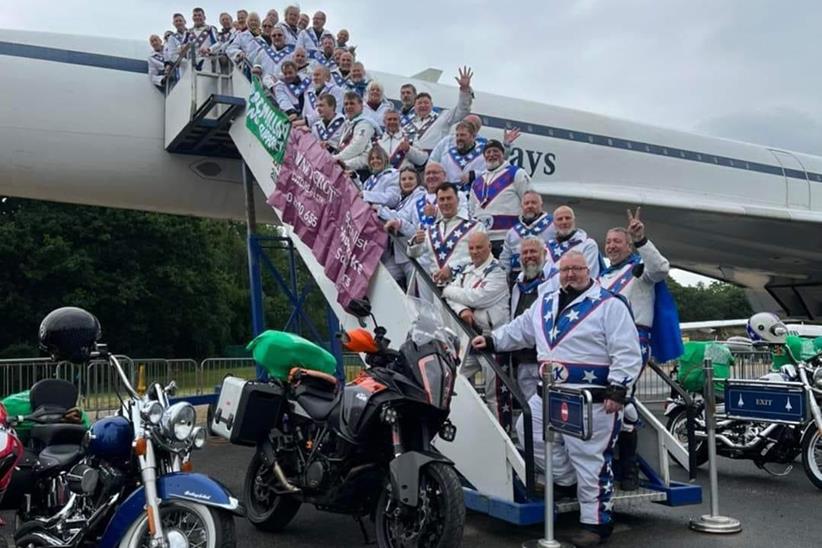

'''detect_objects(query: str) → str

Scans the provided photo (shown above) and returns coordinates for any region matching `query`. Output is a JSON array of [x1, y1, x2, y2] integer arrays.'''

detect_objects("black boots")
[[618, 430, 639, 491]]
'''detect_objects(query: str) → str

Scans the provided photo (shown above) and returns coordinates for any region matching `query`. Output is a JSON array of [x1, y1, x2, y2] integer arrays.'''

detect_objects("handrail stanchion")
[[523, 367, 571, 548], [689, 359, 741, 534], [647, 360, 698, 481]]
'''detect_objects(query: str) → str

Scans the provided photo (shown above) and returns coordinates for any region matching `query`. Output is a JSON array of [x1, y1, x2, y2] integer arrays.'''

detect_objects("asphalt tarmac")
[[3, 427, 818, 547], [198, 435, 820, 548]]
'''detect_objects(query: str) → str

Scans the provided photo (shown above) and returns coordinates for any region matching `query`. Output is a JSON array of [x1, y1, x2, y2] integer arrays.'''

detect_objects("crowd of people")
[[147, 8, 675, 545]]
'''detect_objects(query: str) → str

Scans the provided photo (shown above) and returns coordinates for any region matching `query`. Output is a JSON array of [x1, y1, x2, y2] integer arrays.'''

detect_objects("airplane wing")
[[532, 181, 822, 318]]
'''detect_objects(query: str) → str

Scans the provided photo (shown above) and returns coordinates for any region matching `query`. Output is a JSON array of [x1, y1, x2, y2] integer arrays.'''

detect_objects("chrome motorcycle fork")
[[391, 422, 403, 458], [799, 367, 822, 435], [139, 439, 167, 548], [131, 403, 167, 548]]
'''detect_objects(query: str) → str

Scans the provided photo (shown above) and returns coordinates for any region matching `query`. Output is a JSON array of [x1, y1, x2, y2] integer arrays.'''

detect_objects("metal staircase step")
[[555, 487, 667, 513]]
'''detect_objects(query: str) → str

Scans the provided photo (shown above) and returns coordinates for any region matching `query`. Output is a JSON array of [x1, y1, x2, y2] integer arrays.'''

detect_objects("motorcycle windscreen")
[[414, 353, 455, 409]]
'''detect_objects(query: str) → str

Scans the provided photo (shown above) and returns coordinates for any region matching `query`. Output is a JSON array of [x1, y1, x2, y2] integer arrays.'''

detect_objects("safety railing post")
[[689, 359, 741, 534], [523, 368, 571, 548]]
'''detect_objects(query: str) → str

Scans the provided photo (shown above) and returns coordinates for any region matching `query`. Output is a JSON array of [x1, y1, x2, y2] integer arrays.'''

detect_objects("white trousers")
[[515, 394, 622, 526]]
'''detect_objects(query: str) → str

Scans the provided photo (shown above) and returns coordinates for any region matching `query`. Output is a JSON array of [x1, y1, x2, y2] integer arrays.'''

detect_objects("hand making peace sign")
[[626, 207, 645, 243]]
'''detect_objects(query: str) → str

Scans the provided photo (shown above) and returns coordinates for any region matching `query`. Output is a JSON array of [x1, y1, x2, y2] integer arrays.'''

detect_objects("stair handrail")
[[646, 359, 698, 480]]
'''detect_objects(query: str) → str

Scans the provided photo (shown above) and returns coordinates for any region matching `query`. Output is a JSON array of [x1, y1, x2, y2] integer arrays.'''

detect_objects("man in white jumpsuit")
[[403, 67, 474, 152], [468, 140, 533, 250], [600, 209, 670, 490], [472, 250, 641, 546], [442, 232, 509, 423], [406, 182, 485, 291]]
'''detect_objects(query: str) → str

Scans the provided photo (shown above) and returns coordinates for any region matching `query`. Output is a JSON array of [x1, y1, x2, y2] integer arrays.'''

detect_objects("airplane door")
[[769, 149, 810, 209]]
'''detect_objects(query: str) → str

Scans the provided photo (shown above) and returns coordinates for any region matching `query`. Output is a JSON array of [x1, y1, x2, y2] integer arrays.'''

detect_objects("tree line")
[[0, 198, 752, 360]]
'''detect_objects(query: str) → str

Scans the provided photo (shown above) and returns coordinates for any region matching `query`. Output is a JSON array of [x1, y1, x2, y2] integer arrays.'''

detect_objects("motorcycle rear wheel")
[[666, 409, 709, 467], [375, 462, 465, 548], [801, 428, 822, 490], [243, 451, 302, 532]]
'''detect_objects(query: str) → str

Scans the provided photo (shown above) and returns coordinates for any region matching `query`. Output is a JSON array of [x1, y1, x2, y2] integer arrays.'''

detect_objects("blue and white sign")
[[724, 380, 806, 425], [547, 387, 593, 440]]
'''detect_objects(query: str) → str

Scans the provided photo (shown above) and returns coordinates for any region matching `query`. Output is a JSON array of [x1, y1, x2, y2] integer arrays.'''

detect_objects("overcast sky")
[[3, 0, 816, 285]]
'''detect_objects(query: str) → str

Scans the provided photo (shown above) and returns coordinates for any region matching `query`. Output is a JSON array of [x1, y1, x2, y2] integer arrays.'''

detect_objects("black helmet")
[[38, 307, 101, 363]]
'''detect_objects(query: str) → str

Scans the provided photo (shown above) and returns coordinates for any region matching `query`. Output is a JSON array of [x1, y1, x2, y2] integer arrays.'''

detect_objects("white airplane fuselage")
[[2, 29, 821, 317]]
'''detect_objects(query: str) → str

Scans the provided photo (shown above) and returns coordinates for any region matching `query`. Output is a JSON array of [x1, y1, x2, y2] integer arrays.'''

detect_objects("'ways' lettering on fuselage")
[[509, 147, 557, 177]]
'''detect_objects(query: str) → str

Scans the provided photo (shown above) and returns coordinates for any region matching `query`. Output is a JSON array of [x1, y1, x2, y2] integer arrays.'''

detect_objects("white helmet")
[[746, 312, 788, 344]]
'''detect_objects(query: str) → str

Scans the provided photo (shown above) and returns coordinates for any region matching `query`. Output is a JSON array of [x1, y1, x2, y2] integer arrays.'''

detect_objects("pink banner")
[[268, 130, 388, 309]]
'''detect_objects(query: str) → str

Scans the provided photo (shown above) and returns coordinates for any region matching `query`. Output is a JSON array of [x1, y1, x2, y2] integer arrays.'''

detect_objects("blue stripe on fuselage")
[[1, 40, 819, 184]]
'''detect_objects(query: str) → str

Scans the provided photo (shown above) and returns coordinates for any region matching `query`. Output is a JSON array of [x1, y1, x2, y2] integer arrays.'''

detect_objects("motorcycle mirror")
[[346, 298, 372, 319]]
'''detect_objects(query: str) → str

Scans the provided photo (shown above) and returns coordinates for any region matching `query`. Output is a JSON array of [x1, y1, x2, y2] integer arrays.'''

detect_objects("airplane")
[[2, 28, 822, 319]]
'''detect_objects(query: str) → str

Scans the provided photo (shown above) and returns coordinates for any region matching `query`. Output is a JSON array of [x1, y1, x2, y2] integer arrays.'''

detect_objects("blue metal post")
[[242, 162, 267, 380], [325, 302, 344, 382]]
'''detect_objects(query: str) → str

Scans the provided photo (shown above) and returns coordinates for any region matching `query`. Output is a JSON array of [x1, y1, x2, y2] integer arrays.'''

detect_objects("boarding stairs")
[[161, 55, 701, 524]]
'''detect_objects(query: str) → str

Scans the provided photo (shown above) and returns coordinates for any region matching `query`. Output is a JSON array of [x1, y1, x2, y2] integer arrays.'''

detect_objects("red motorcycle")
[[0, 402, 25, 545]]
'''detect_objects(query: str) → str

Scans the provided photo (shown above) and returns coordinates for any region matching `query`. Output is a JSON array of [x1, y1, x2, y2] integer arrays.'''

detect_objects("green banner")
[[245, 77, 291, 164]]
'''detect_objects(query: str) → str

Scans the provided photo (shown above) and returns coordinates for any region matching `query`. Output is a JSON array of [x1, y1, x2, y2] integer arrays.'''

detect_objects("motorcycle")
[[665, 346, 822, 489], [12, 342, 242, 548], [0, 377, 90, 526], [214, 298, 465, 548]]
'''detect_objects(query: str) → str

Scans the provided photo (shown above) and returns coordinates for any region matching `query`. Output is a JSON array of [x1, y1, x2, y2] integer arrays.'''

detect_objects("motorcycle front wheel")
[[375, 462, 465, 548], [666, 409, 709, 467], [118, 500, 235, 548], [243, 451, 302, 531], [801, 427, 822, 489]]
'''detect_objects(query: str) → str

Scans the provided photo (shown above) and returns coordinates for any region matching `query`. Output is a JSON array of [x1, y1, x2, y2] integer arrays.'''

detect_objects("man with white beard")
[[500, 191, 556, 284], [508, 237, 556, 400], [468, 140, 533, 253], [544, 205, 603, 280]]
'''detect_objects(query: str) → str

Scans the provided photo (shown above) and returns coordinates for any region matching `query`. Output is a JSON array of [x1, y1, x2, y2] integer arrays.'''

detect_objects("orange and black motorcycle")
[[239, 299, 465, 548]]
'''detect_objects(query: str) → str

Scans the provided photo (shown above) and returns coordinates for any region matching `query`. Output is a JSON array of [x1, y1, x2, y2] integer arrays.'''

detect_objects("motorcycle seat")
[[295, 390, 341, 422], [37, 444, 84, 474], [30, 423, 87, 447]]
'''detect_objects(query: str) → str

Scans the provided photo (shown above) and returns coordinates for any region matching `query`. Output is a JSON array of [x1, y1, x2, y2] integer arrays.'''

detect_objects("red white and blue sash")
[[312, 116, 344, 141], [309, 50, 338, 71], [403, 113, 439, 144], [602, 253, 641, 296], [151, 52, 164, 63], [400, 109, 414, 127], [305, 28, 325, 49], [514, 214, 553, 239], [363, 169, 395, 192], [447, 137, 486, 170], [191, 26, 216, 49], [416, 195, 436, 228], [429, 219, 476, 269], [331, 70, 347, 87], [261, 43, 294, 64], [280, 23, 300, 44], [283, 77, 310, 102], [547, 235, 585, 264], [389, 145, 408, 168], [472, 165, 519, 207], [217, 28, 233, 43], [541, 287, 614, 384]]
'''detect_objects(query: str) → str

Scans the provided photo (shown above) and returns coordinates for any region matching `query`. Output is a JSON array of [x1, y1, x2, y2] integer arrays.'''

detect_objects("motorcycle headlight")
[[191, 427, 206, 449], [161, 402, 196, 442], [812, 367, 822, 389], [141, 401, 164, 425]]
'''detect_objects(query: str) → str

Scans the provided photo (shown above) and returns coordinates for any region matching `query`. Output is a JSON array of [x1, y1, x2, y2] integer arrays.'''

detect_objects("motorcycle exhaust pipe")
[[273, 462, 300, 494], [695, 423, 780, 451]]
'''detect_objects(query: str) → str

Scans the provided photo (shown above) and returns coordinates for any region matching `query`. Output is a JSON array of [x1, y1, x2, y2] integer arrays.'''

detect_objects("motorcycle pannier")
[[212, 376, 284, 446]]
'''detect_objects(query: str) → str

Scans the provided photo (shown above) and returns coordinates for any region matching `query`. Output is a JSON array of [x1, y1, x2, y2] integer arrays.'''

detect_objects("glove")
[[604, 384, 628, 405]]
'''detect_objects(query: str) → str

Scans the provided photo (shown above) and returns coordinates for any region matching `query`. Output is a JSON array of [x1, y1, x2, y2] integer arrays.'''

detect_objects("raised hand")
[[385, 219, 401, 233], [626, 207, 645, 242], [455, 66, 473, 90], [423, 202, 437, 217], [503, 127, 521, 146]]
